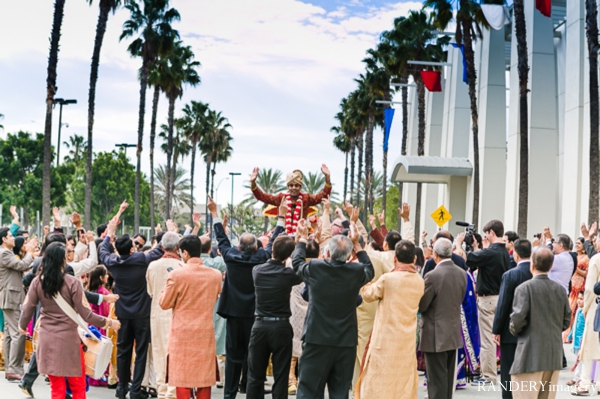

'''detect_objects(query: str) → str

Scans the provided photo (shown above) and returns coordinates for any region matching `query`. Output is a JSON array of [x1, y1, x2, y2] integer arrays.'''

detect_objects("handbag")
[[53, 293, 113, 379]]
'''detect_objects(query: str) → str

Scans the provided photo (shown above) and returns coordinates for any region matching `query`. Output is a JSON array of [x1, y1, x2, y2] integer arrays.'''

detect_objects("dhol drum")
[[78, 328, 113, 379]]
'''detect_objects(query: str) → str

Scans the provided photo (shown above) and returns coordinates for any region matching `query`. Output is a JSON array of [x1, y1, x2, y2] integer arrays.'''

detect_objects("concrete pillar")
[[475, 27, 507, 227], [404, 86, 419, 220], [505, 1, 559, 235], [423, 85, 445, 234]]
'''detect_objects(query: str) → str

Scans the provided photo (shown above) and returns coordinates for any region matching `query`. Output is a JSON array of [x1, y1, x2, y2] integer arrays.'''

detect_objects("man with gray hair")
[[419, 238, 467, 399], [146, 231, 182, 399], [292, 219, 373, 399]]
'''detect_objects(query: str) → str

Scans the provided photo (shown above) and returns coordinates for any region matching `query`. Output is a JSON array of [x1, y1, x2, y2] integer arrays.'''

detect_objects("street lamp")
[[53, 98, 77, 166], [215, 177, 229, 204], [229, 172, 241, 239], [115, 143, 136, 159]]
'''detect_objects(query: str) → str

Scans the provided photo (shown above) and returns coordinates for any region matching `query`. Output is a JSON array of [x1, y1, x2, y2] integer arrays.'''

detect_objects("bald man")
[[200, 236, 227, 387]]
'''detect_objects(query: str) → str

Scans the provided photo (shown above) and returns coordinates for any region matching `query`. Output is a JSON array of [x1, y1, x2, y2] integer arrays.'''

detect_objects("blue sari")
[[456, 271, 480, 388]]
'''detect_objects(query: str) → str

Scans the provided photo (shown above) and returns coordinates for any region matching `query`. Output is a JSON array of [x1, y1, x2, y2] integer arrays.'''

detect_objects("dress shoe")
[[238, 385, 247, 394], [288, 383, 297, 395], [5, 373, 23, 382], [18, 381, 34, 397], [108, 383, 118, 389]]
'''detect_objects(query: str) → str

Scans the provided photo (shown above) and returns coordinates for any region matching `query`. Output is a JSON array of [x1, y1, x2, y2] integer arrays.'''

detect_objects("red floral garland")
[[285, 192, 303, 235]]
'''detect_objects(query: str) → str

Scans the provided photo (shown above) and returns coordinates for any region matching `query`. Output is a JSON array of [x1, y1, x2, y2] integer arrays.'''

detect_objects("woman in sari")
[[564, 237, 589, 342], [456, 271, 480, 388]]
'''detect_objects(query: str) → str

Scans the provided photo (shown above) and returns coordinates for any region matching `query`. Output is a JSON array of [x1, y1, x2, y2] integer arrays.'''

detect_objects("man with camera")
[[456, 219, 510, 386]]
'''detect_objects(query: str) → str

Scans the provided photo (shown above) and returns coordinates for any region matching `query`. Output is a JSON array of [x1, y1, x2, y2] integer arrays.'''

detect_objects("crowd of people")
[[0, 165, 598, 399]]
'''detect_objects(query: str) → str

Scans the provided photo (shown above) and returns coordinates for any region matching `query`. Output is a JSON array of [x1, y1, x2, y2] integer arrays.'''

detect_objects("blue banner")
[[451, 43, 468, 84], [384, 108, 395, 152]]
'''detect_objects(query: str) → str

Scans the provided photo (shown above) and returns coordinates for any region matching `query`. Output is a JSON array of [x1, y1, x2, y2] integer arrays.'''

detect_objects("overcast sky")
[[0, 0, 420, 206]]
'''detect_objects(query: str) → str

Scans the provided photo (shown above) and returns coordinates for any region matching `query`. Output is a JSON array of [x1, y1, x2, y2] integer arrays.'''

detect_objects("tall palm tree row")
[[85, 0, 121, 230], [42, 0, 67, 226], [120, 0, 180, 232], [332, 129, 351, 201]]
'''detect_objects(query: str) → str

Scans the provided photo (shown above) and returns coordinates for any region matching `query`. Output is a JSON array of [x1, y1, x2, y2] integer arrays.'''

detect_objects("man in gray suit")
[[509, 246, 571, 399], [419, 238, 467, 399], [0, 227, 37, 381]]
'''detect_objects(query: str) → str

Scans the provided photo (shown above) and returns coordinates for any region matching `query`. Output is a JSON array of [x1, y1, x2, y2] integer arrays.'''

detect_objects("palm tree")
[[0, 113, 4, 130], [120, 0, 180, 232], [587, 0, 600, 224], [154, 164, 191, 219], [147, 57, 165, 234], [242, 168, 285, 232], [159, 122, 191, 196], [85, 0, 121, 230], [200, 110, 232, 226], [424, 0, 501, 229], [155, 41, 200, 220], [210, 131, 233, 197], [42, 0, 66, 226], [359, 171, 384, 200], [180, 101, 209, 223], [63, 134, 87, 164], [332, 130, 351, 201], [513, 0, 529, 236]]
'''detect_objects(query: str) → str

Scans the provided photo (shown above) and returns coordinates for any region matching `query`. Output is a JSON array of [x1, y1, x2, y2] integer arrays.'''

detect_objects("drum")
[[78, 328, 113, 379]]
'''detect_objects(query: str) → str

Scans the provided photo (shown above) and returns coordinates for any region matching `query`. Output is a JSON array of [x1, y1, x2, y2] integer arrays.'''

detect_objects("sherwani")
[[356, 270, 424, 399], [251, 184, 331, 220], [577, 253, 600, 388], [147, 256, 182, 399], [159, 257, 222, 388], [200, 253, 226, 355]]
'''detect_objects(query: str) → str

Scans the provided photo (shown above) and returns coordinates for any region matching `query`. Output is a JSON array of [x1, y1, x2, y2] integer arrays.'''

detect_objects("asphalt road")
[[0, 344, 582, 398]]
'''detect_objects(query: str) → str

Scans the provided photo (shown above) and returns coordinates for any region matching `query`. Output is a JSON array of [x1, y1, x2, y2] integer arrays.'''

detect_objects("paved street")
[[0, 345, 581, 398]]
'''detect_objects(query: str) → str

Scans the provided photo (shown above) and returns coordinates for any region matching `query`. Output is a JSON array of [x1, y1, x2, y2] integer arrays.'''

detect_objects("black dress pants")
[[224, 317, 255, 399], [297, 343, 355, 399], [116, 317, 151, 398], [424, 350, 457, 399], [500, 343, 517, 399], [246, 320, 293, 399]]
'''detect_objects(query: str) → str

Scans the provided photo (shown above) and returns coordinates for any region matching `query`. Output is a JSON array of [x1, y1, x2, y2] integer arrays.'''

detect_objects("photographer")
[[456, 219, 510, 386]]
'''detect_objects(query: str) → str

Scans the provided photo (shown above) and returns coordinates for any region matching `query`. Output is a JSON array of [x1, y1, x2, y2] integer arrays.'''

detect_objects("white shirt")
[[548, 251, 573, 295]]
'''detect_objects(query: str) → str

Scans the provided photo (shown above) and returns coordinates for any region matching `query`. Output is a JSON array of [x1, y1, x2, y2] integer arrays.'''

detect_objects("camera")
[[456, 221, 476, 252], [533, 233, 541, 239]]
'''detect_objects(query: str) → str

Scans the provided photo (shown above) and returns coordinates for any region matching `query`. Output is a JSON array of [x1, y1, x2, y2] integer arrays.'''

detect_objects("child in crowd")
[[567, 291, 585, 387], [86, 265, 111, 386]]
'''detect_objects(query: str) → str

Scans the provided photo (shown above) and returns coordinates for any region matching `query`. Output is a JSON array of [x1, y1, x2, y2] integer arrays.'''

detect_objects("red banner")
[[420, 70, 442, 92], [536, 0, 551, 17]]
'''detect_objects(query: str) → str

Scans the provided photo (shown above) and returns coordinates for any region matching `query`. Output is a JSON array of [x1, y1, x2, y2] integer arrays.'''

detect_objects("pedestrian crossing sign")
[[431, 205, 452, 228]]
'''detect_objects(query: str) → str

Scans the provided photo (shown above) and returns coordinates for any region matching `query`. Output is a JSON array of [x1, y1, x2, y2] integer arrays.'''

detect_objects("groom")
[[250, 164, 332, 235]]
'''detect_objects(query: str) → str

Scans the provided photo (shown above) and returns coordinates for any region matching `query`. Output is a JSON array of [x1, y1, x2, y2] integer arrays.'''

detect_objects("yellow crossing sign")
[[430, 205, 452, 228]]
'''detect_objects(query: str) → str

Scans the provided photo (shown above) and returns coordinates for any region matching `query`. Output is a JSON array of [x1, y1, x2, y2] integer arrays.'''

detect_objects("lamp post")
[[115, 143, 136, 159], [229, 172, 241, 239], [215, 177, 229, 205], [53, 98, 77, 166]]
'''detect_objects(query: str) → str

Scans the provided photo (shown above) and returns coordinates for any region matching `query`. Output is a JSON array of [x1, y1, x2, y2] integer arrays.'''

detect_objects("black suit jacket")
[[422, 252, 467, 277], [99, 237, 164, 319], [492, 261, 533, 344], [216, 221, 283, 318], [292, 242, 374, 347]]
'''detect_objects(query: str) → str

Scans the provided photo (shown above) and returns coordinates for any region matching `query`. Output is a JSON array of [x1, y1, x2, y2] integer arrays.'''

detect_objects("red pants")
[[176, 387, 211, 399], [48, 345, 86, 399]]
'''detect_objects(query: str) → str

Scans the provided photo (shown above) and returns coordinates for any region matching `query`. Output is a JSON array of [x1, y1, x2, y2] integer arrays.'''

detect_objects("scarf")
[[392, 262, 417, 273], [285, 192, 303, 235], [162, 251, 181, 261]]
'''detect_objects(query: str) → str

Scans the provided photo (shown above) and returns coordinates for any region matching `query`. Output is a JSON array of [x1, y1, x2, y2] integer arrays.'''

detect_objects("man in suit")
[[0, 228, 37, 381], [419, 238, 467, 399], [292, 219, 374, 399], [99, 215, 164, 399], [421, 230, 467, 277], [492, 239, 533, 399], [509, 246, 571, 398], [208, 195, 284, 399]]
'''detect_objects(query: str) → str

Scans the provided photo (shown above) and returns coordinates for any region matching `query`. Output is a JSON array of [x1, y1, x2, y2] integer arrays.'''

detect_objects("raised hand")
[[155, 223, 162, 233], [52, 207, 61, 224], [279, 197, 288, 217], [321, 164, 330, 177], [85, 230, 94, 244], [350, 207, 360, 223], [368, 214, 376, 229], [343, 201, 353, 216], [590, 222, 598, 239], [322, 197, 330, 214], [378, 211, 385, 226], [335, 206, 346, 221], [119, 200, 129, 214], [25, 237, 39, 254], [193, 212, 201, 228], [399, 202, 410, 221], [297, 219, 309, 240], [9, 205, 18, 220], [349, 222, 360, 245], [582, 222, 590, 240], [166, 219, 177, 232], [207, 195, 217, 216], [543, 226, 553, 240], [250, 167, 259, 185], [70, 212, 82, 229]]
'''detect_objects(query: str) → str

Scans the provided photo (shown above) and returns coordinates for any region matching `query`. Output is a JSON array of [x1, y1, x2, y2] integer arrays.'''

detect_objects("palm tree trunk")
[[165, 96, 176, 220], [343, 151, 348, 201], [134, 59, 149, 233], [514, 0, 529, 237], [211, 162, 217, 197], [350, 137, 356, 201], [149, 85, 160, 234], [85, 3, 110, 230], [205, 156, 211, 228], [398, 73, 409, 230], [382, 82, 391, 215], [42, 0, 66, 226], [461, 19, 480, 229], [587, 0, 600, 224], [356, 132, 364, 207], [189, 139, 197, 225], [365, 110, 374, 218]]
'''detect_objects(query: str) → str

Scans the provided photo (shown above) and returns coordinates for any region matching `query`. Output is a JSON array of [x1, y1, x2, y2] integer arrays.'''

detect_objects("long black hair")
[[40, 242, 66, 298], [13, 237, 25, 258], [86, 265, 107, 293]]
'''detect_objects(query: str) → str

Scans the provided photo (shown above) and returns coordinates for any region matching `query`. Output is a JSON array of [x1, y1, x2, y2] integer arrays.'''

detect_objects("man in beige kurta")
[[146, 232, 182, 399], [355, 239, 424, 399], [159, 235, 222, 399], [574, 235, 600, 394]]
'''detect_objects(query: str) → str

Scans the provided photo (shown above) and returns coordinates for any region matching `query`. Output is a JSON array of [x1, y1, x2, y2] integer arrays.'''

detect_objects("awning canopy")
[[391, 155, 472, 184]]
